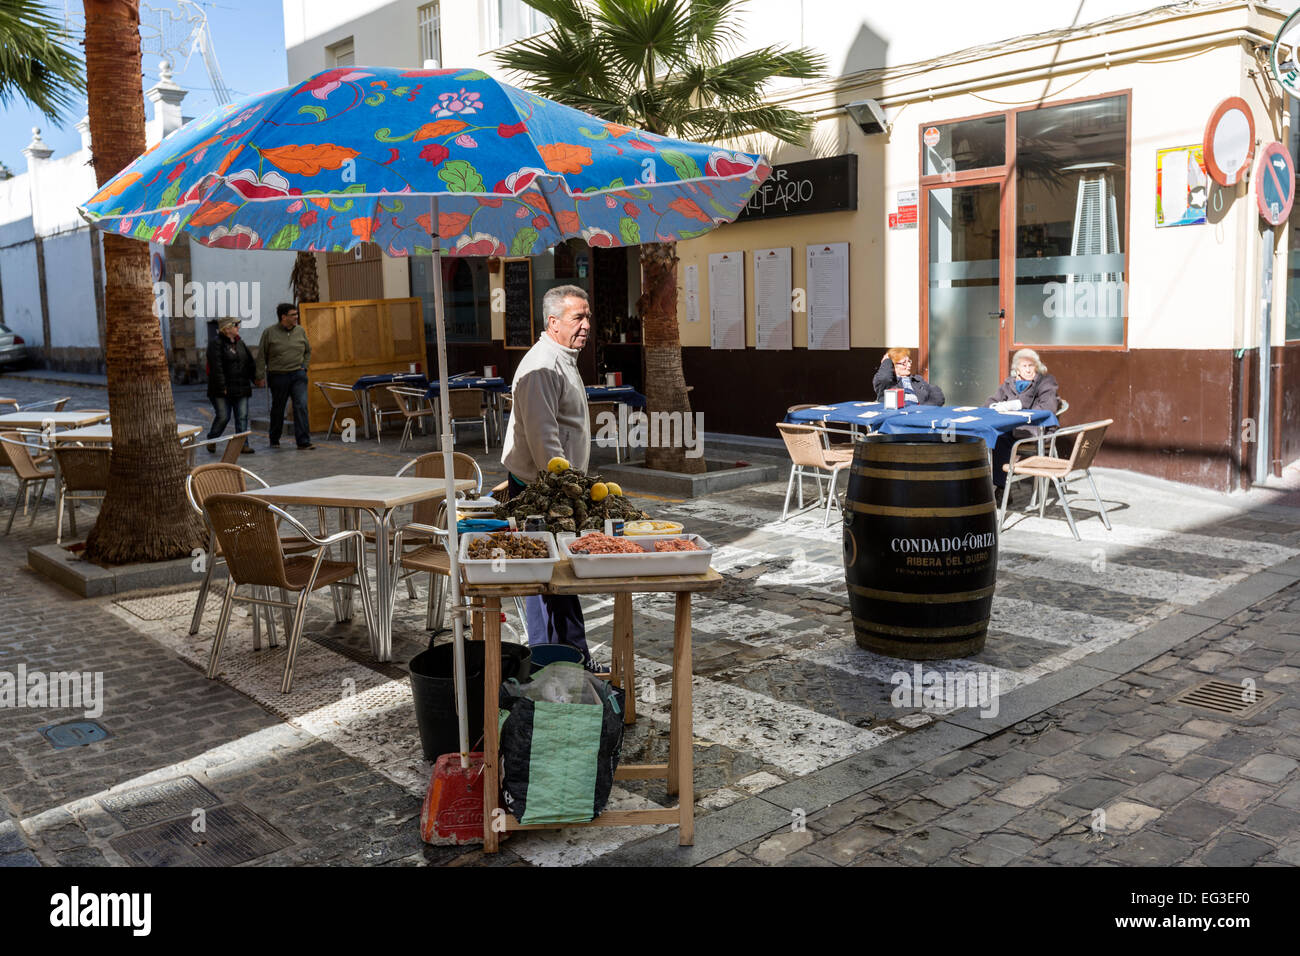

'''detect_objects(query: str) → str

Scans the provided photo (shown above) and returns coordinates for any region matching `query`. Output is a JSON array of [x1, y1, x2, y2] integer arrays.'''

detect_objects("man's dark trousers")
[[268, 369, 311, 447]]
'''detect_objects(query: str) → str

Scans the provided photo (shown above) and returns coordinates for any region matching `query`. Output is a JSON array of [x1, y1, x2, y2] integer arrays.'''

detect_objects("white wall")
[[188, 241, 300, 345], [0, 242, 42, 345], [28, 153, 98, 237], [43, 230, 98, 349]]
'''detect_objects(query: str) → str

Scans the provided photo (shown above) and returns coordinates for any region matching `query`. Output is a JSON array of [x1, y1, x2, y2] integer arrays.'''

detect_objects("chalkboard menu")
[[503, 259, 534, 349]]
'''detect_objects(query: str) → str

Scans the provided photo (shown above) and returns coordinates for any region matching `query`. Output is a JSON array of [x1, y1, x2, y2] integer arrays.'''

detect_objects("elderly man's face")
[[548, 296, 591, 349]]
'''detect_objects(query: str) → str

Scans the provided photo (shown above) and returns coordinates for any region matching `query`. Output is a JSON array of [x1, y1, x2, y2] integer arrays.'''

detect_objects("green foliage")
[[493, 0, 825, 145], [0, 0, 85, 121]]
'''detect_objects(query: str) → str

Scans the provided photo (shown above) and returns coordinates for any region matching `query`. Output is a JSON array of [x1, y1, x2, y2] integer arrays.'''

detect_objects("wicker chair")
[[387, 385, 437, 452], [185, 431, 249, 463], [390, 451, 484, 615], [202, 493, 374, 693], [999, 418, 1113, 540], [185, 463, 316, 639], [0, 432, 55, 533], [50, 446, 110, 544], [447, 388, 488, 452], [588, 400, 622, 462], [19, 397, 69, 413], [775, 422, 854, 527], [315, 382, 362, 440]]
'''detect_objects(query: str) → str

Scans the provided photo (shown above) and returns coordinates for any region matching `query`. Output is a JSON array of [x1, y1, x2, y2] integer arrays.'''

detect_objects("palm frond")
[[0, 0, 84, 121]]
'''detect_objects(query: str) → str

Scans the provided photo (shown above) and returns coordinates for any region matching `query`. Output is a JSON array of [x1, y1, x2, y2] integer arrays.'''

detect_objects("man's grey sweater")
[[501, 333, 590, 481]]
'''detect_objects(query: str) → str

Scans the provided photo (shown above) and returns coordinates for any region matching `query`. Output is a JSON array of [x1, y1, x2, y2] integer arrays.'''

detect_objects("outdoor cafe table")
[[351, 372, 429, 439], [245, 474, 475, 661], [876, 404, 1058, 448], [459, 559, 722, 852], [424, 376, 508, 445], [51, 422, 202, 444], [0, 410, 110, 431], [586, 384, 647, 408]]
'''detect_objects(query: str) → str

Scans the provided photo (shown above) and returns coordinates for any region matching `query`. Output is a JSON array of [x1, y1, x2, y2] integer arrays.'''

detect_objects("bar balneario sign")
[[736, 154, 858, 222]]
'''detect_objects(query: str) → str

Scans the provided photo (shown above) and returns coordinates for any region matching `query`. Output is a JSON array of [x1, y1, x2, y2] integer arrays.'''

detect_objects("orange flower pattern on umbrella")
[[78, 66, 769, 256]]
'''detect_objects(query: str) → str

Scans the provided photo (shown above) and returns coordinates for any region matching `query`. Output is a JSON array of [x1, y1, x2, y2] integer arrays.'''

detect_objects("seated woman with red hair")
[[872, 348, 946, 406]]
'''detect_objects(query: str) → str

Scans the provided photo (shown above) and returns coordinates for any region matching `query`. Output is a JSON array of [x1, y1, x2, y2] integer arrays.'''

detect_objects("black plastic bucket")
[[409, 641, 531, 761]]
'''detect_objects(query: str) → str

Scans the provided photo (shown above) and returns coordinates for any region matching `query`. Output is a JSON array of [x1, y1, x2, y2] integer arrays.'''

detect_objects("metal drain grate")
[[40, 720, 111, 749], [1170, 679, 1279, 719], [98, 776, 222, 830], [109, 804, 292, 866]]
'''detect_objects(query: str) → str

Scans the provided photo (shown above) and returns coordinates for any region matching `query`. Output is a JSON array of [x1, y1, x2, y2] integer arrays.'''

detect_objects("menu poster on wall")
[[684, 263, 700, 323], [753, 247, 792, 350], [503, 259, 534, 349], [709, 251, 745, 350], [806, 242, 849, 350]]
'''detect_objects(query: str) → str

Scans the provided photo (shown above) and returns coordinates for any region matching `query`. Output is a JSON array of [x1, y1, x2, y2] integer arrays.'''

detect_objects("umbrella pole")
[[427, 197, 471, 770]]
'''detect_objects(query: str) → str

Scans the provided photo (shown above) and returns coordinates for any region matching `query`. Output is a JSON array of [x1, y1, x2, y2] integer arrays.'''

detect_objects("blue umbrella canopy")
[[79, 66, 771, 254]]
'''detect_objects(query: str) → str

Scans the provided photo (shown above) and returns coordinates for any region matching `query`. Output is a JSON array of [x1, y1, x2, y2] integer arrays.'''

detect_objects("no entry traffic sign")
[[1255, 142, 1295, 226]]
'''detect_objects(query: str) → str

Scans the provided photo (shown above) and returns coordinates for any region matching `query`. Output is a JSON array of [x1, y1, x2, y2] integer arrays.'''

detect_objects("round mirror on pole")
[[1203, 96, 1255, 187]]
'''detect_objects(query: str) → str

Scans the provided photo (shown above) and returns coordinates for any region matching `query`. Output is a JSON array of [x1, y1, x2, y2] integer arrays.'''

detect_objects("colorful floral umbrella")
[[79, 66, 769, 772], [78, 66, 770, 256]]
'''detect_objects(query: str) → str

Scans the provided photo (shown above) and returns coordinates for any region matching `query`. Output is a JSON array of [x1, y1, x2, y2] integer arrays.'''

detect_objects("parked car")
[[0, 324, 33, 370]]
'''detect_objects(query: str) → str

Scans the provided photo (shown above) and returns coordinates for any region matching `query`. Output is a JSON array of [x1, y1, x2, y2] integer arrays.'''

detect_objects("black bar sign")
[[737, 154, 858, 222]]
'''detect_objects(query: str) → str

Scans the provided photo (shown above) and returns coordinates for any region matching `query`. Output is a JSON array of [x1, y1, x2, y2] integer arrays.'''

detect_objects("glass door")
[[923, 179, 1004, 404]]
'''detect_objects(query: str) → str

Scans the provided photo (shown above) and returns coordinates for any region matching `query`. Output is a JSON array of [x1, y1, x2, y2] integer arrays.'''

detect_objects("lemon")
[[605, 482, 623, 496], [547, 456, 570, 474], [590, 482, 609, 502]]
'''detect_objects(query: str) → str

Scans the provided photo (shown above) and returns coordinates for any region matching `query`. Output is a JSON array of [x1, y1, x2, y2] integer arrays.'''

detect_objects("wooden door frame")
[[918, 173, 1010, 387]]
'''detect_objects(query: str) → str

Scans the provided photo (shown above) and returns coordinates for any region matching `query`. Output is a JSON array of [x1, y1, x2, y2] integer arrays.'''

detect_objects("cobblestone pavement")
[[1, 375, 1298, 866]]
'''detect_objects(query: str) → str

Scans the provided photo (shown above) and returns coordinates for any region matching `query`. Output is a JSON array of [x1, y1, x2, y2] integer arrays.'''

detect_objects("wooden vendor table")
[[409, 548, 722, 852]]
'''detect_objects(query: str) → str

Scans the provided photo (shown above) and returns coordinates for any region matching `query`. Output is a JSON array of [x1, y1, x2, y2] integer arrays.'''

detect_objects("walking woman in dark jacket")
[[872, 348, 946, 405], [206, 317, 259, 453]]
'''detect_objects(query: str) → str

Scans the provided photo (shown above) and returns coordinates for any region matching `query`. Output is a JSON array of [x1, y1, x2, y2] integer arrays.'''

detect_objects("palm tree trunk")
[[639, 241, 704, 474], [291, 250, 319, 303], [82, 0, 203, 564]]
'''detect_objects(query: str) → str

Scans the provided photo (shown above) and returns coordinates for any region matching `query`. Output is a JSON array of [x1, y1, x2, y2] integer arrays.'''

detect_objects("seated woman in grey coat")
[[988, 348, 1061, 499], [872, 348, 946, 405]]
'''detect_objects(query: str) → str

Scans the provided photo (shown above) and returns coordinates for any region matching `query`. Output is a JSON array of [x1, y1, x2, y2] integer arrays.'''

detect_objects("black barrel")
[[843, 433, 998, 659]]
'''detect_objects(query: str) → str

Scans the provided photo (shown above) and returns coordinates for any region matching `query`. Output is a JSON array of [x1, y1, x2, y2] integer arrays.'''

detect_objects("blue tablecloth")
[[786, 400, 903, 429], [586, 385, 647, 408], [877, 405, 1058, 449], [353, 372, 428, 391], [424, 376, 508, 398]]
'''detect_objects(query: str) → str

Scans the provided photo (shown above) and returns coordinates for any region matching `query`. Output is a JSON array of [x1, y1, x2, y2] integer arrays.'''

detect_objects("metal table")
[[51, 423, 201, 444], [0, 410, 111, 431], [247, 474, 475, 660]]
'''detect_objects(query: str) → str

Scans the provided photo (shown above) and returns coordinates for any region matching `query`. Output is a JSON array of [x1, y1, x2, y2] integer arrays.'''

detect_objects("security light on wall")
[[845, 99, 890, 136]]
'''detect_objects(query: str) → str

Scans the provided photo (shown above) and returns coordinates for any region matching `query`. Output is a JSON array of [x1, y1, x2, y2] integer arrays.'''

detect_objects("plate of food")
[[624, 519, 684, 536]]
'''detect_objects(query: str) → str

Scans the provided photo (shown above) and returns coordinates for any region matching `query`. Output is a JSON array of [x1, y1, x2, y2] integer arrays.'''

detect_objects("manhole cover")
[[40, 720, 111, 749], [1170, 679, 1279, 719], [98, 776, 222, 830], [109, 804, 292, 866]]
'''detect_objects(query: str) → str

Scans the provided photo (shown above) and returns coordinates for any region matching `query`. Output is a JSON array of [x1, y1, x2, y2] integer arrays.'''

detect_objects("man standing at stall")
[[501, 284, 592, 664], [255, 303, 315, 449]]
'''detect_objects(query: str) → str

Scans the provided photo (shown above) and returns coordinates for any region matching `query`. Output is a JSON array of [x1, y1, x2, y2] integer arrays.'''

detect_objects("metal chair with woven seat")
[[775, 422, 855, 527], [388, 451, 482, 607], [185, 430, 249, 464], [185, 462, 318, 640], [315, 382, 363, 440], [0, 432, 55, 533], [50, 446, 110, 545], [387, 385, 438, 452], [999, 418, 1113, 540], [202, 493, 375, 693], [19, 397, 69, 413], [447, 387, 488, 452], [369, 386, 405, 443]]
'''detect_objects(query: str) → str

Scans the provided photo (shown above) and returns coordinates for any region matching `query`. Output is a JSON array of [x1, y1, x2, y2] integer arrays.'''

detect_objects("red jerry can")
[[420, 752, 501, 844]]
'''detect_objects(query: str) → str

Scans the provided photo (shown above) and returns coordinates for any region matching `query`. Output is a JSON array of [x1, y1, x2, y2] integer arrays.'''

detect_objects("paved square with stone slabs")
[[1, 376, 1299, 866]]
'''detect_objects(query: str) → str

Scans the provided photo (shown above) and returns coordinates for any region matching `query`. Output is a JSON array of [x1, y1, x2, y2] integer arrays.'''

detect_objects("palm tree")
[[82, 0, 202, 563], [496, 0, 824, 473], [0, 0, 85, 121]]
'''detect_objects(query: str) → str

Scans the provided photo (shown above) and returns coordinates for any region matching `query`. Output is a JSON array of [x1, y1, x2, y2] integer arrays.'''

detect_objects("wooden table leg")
[[482, 597, 502, 853], [471, 598, 484, 642], [612, 592, 635, 724], [672, 590, 694, 844]]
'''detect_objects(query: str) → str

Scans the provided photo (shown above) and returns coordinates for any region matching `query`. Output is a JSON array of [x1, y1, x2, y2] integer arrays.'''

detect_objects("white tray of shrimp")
[[556, 531, 714, 578]]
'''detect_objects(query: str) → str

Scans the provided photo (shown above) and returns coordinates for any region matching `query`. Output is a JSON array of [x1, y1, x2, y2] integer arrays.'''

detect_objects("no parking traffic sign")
[[1255, 142, 1294, 226]]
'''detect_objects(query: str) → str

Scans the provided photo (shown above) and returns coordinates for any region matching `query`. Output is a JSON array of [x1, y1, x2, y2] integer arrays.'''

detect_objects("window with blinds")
[[419, 3, 442, 67]]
